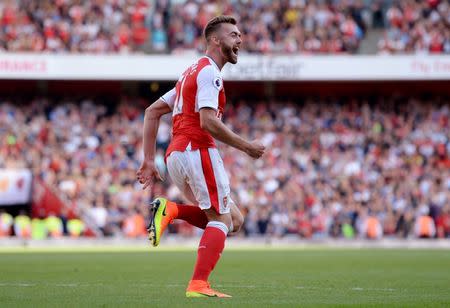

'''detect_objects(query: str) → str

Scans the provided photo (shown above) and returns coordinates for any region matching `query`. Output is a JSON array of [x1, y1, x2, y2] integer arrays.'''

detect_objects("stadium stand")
[[0, 0, 150, 53], [378, 0, 450, 54], [1, 95, 449, 239], [164, 0, 369, 54], [1, 0, 448, 54]]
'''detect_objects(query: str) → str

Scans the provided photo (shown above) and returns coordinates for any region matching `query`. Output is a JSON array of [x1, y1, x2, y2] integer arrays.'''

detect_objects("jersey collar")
[[204, 55, 221, 71]]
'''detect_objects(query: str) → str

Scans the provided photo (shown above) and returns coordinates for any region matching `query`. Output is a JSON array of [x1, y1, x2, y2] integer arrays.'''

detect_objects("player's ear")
[[210, 35, 220, 46]]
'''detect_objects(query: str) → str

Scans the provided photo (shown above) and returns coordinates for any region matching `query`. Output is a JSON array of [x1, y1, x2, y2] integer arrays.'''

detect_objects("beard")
[[221, 43, 238, 64]]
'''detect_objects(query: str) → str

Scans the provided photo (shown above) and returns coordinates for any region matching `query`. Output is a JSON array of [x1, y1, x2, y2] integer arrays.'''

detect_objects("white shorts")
[[166, 148, 233, 214]]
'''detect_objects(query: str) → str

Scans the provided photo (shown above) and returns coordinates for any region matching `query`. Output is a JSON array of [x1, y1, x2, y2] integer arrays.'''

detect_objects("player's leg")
[[174, 182, 209, 229], [147, 151, 208, 246], [148, 150, 244, 245], [148, 189, 208, 245], [173, 183, 243, 233], [229, 202, 244, 234], [186, 148, 233, 298], [149, 191, 243, 245], [186, 209, 232, 298]]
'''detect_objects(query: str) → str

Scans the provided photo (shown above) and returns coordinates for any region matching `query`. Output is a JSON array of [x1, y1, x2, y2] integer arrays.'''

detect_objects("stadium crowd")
[[0, 0, 150, 53], [378, 0, 450, 54], [1, 94, 450, 239], [161, 0, 369, 54], [1, 0, 448, 54]]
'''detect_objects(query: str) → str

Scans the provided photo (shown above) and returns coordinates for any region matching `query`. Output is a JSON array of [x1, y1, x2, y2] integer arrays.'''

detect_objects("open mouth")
[[232, 46, 239, 55]]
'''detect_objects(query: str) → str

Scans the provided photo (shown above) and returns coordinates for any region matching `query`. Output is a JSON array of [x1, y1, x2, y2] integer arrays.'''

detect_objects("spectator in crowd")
[[414, 208, 436, 238], [436, 204, 450, 238], [67, 217, 85, 237], [13, 210, 31, 238], [0, 209, 13, 236], [45, 213, 64, 238], [122, 208, 146, 238], [31, 216, 47, 239], [360, 212, 383, 239]]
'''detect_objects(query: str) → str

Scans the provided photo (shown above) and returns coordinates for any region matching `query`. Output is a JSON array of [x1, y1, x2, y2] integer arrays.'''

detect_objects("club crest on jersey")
[[213, 77, 222, 90]]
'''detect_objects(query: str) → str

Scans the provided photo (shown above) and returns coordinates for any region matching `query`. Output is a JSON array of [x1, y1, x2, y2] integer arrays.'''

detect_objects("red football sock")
[[191, 222, 228, 281], [175, 204, 208, 229]]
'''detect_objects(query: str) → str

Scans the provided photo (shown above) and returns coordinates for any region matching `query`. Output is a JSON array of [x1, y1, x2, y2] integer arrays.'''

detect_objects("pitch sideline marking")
[[296, 286, 397, 292], [0, 282, 398, 292], [351, 287, 396, 292], [0, 283, 35, 287]]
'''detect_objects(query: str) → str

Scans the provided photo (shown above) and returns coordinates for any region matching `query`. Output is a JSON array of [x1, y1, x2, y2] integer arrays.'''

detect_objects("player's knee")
[[224, 214, 233, 232], [204, 208, 232, 232], [232, 210, 244, 233]]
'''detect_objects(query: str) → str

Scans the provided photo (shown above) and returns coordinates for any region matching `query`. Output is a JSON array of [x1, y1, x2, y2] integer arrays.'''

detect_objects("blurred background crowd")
[[0, 0, 448, 54], [1, 94, 450, 239]]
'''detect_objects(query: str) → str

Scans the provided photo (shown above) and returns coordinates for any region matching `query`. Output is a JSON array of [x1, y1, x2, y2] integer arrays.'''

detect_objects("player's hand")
[[245, 140, 266, 159], [137, 160, 163, 190]]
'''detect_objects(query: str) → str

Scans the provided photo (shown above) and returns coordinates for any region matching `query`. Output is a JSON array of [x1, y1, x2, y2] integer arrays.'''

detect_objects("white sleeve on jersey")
[[196, 65, 222, 111], [160, 87, 176, 110]]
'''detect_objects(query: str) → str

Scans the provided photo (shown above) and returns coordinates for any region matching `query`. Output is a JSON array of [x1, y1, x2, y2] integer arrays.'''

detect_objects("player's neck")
[[205, 51, 225, 71]]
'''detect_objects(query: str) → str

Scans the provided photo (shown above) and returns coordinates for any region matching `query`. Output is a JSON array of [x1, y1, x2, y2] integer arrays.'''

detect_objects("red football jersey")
[[161, 56, 226, 158]]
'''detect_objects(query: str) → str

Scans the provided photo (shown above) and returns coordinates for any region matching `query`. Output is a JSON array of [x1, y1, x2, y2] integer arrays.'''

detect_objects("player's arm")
[[197, 65, 265, 158], [199, 108, 264, 159], [137, 89, 174, 189], [196, 66, 265, 159], [142, 99, 172, 161]]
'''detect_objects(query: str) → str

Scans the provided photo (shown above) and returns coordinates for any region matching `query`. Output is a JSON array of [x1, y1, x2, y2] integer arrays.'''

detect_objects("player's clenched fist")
[[137, 160, 163, 190], [245, 140, 265, 159]]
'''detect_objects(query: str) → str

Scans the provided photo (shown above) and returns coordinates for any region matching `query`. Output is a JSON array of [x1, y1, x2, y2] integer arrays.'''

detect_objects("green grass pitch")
[[0, 248, 449, 307]]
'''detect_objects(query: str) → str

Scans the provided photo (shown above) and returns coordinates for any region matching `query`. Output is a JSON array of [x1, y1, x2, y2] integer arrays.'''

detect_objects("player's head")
[[204, 15, 241, 64]]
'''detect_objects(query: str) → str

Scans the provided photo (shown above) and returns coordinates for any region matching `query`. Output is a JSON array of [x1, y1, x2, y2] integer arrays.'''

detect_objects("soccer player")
[[137, 15, 265, 298]]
